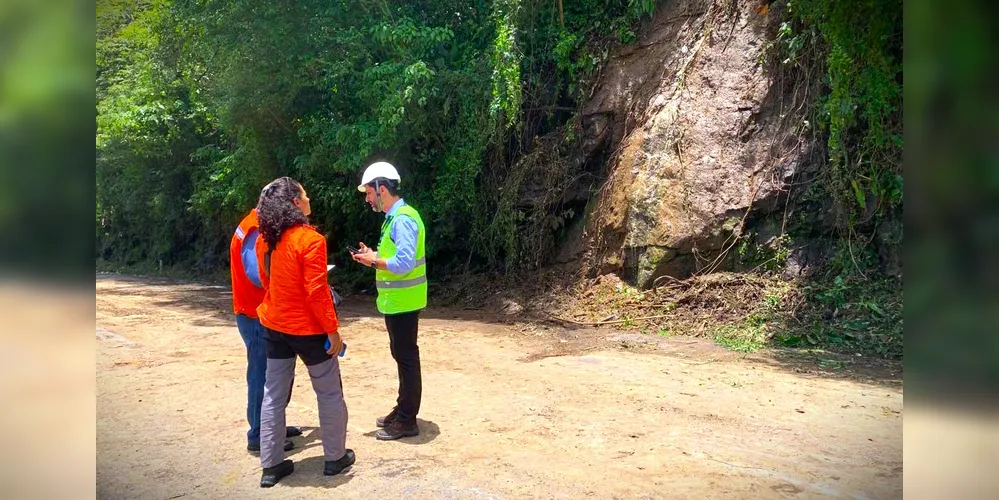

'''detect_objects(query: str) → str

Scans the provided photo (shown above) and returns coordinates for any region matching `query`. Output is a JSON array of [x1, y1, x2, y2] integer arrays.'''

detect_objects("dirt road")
[[97, 275, 902, 499]]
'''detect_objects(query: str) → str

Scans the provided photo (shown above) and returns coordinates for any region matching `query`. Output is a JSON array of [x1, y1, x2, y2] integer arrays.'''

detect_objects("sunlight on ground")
[[0, 281, 95, 499]]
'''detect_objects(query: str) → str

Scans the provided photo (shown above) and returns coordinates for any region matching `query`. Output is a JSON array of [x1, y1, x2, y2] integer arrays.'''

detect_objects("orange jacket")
[[229, 210, 266, 318], [255, 224, 339, 335]]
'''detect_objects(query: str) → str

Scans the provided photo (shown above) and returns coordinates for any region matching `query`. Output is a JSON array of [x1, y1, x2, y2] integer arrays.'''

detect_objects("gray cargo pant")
[[260, 328, 348, 468]]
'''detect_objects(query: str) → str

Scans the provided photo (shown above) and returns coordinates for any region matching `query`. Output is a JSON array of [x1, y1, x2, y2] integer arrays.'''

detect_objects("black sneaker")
[[376, 420, 419, 440], [375, 408, 398, 428], [247, 439, 295, 453], [260, 459, 294, 487], [285, 426, 303, 438], [323, 449, 356, 476]]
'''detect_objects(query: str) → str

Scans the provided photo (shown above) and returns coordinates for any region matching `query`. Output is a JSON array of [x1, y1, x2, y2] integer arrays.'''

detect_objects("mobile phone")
[[347, 245, 360, 254], [324, 339, 347, 357]]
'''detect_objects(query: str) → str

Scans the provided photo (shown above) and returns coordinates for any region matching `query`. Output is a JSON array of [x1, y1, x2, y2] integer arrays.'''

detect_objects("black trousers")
[[386, 310, 421, 422]]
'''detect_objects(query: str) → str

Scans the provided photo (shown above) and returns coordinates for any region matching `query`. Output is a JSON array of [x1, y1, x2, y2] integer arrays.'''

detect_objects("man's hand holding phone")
[[350, 242, 378, 268]]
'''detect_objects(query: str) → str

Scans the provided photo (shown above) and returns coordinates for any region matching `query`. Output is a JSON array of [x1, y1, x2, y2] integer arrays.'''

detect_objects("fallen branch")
[[548, 313, 672, 326], [679, 358, 718, 366]]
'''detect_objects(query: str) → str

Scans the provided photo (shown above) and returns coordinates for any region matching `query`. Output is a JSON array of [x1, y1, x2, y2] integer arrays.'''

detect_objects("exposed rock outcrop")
[[571, 0, 819, 287]]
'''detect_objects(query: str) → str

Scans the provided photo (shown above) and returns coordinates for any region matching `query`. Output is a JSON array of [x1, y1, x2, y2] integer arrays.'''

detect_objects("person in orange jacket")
[[229, 207, 302, 454], [253, 177, 354, 488]]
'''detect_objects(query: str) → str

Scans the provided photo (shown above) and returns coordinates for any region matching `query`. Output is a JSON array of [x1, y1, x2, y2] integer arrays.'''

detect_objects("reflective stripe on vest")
[[376, 275, 428, 289], [374, 204, 427, 314]]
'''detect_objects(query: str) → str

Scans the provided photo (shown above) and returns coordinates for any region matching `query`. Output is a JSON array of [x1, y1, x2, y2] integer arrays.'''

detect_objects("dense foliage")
[[777, 0, 902, 231], [97, 0, 655, 281], [767, 0, 903, 357]]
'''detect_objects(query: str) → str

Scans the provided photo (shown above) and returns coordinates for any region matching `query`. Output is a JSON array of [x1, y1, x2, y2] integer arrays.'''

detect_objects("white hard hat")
[[357, 161, 401, 192]]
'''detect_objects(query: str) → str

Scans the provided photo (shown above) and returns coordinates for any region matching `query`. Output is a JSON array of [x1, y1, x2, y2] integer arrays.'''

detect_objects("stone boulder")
[[575, 0, 819, 288]]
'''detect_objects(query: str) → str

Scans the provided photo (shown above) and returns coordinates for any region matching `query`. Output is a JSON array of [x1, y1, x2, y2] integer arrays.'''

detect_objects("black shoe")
[[375, 408, 398, 428], [248, 439, 295, 453], [323, 449, 356, 476], [286, 426, 303, 438], [260, 459, 294, 487], [376, 420, 419, 440]]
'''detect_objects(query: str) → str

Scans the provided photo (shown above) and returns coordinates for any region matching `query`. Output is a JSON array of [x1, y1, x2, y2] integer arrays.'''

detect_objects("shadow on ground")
[[271, 455, 356, 489], [360, 419, 440, 445]]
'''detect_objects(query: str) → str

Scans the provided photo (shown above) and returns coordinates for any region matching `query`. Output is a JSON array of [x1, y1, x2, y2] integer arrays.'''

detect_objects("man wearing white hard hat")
[[350, 161, 427, 440]]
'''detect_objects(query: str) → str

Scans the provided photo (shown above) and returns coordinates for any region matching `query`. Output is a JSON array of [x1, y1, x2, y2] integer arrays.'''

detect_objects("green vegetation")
[[774, 245, 903, 358], [777, 0, 903, 227], [713, 0, 903, 358], [96, 0, 656, 283], [769, 0, 902, 358], [714, 313, 769, 353]]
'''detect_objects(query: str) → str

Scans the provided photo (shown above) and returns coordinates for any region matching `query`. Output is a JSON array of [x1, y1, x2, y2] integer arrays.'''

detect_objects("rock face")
[[574, 0, 818, 288]]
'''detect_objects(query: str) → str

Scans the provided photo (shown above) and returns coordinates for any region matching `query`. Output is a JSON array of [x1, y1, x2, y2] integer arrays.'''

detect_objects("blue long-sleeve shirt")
[[383, 199, 419, 275], [241, 229, 262, 288]]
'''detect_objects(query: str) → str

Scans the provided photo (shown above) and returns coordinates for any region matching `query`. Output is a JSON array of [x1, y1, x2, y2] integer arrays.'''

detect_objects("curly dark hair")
[[256, 177, 308, 250]]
